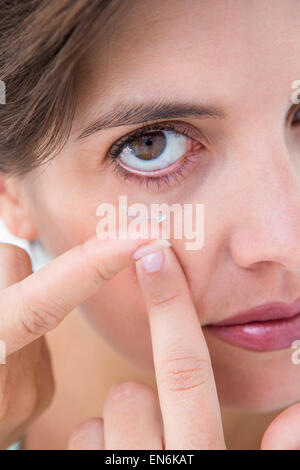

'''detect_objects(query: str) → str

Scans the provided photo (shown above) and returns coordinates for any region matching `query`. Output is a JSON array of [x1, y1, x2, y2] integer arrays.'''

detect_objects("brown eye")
[[128, 131, 166, 161], [117, 129, 190, 172]]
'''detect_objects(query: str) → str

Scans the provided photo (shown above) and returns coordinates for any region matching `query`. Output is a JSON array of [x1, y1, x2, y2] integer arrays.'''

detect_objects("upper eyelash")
[[106, 120, 201, 160]]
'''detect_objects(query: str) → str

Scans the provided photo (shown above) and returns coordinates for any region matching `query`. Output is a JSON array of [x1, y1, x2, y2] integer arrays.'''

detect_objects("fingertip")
[[136, 251, 165, 275], [68, 417, 105, 450]]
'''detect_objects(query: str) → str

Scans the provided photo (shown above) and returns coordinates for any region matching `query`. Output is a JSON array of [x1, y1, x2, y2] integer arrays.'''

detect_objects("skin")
[[0, 0, 299, 449]]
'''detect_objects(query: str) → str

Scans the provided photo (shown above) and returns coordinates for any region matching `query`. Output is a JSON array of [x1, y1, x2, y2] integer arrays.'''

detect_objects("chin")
[[206, 331, 300, 412]]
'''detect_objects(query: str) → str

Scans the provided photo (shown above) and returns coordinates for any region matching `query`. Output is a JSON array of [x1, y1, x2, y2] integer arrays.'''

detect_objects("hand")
[[0, 235, 157, 449], [68, 244, 226, 450], [68, 244, 300, 450]]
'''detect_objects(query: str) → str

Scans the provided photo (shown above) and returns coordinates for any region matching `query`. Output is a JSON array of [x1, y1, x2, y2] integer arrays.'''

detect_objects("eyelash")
[[105, 121, 205, 190]]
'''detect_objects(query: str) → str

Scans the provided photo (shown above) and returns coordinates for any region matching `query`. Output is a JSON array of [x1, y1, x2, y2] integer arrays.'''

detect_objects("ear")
[[0, 173, 38, 241]]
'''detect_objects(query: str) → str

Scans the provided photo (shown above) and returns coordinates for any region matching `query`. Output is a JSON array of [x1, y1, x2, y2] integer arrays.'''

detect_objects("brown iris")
[[128, 131, 166, 161]]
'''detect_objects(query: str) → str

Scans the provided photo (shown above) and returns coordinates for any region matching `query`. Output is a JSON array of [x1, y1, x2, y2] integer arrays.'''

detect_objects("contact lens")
[[120, 205, 166, 223]]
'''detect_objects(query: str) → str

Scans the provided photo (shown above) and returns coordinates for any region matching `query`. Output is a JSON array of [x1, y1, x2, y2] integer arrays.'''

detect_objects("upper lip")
[[211, 297, 300, 326]]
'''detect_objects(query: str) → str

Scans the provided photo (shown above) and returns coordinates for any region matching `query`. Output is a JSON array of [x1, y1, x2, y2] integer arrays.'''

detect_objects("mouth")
[[205, 298, 300, 351]]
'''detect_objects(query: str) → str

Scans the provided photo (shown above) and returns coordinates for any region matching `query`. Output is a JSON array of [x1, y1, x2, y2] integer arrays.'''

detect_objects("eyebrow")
[[76, 100, 227, 140]]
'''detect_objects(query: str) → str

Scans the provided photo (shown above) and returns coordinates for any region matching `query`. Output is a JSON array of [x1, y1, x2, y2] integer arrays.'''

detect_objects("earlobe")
[[0, 174, 38, 241]]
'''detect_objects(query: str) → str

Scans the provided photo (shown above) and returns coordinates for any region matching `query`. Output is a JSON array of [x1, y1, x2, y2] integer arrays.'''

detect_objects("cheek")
[[173, 235, 229, 325], [35, 208, 96, 258], [26, 183, 102, 257], [79, 265, 156, 371]]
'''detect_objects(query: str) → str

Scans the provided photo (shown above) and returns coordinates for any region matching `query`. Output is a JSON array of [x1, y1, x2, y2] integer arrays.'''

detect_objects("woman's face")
[[19, 0, 300, 412]]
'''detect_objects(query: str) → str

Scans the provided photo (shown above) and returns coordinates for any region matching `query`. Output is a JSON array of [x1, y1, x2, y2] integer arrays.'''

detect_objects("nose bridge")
[[230, 139, 300, 269]]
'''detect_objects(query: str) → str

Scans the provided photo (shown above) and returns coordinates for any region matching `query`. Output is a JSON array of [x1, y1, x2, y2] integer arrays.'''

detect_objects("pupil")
[[129, 130, 166, 160]]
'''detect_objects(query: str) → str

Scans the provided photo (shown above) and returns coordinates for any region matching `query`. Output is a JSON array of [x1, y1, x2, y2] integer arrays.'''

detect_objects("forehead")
[[77, 0, 300, 114]]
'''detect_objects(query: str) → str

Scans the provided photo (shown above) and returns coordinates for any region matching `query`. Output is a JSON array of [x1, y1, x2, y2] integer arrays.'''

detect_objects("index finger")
[[135, 246, 226, 450], [0, 235, 164, 356]]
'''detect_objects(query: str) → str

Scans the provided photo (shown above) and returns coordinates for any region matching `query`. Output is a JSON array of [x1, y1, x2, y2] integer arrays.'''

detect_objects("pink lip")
[[206, 298, 300, 351]]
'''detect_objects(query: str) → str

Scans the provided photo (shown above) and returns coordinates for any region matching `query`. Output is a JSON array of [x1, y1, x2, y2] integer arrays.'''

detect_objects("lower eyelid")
[[108, 148, 204, 191], [118, 155, 187, 177]]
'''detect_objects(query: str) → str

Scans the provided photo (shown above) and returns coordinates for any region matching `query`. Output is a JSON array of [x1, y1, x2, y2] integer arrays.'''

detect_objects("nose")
[[229, 146, 300, 271]]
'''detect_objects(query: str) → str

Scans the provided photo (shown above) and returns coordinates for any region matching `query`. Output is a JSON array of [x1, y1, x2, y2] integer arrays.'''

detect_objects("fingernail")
[[140, 250, 165, 273], [132, 239, 171, 261]]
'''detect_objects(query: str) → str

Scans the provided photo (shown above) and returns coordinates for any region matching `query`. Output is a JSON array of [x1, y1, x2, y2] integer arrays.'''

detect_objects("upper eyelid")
[[114, 119, 202, 140], [106, 119, 206, 157], [104, 102, 300, 161]]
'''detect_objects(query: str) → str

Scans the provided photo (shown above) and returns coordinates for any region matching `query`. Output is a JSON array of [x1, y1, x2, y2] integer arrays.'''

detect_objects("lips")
[[206, 298, 300, 351]]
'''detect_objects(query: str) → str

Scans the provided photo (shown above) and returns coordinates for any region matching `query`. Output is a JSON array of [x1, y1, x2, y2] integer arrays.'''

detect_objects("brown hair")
[[0, 0, 121, 176]]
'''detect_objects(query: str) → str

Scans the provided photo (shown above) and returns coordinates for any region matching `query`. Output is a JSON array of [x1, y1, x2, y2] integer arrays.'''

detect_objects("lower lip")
[[206, 311, 300, 351]]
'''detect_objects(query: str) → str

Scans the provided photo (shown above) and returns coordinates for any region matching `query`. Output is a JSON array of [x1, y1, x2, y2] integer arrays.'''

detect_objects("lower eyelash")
[[107, 153, 200, 191]]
